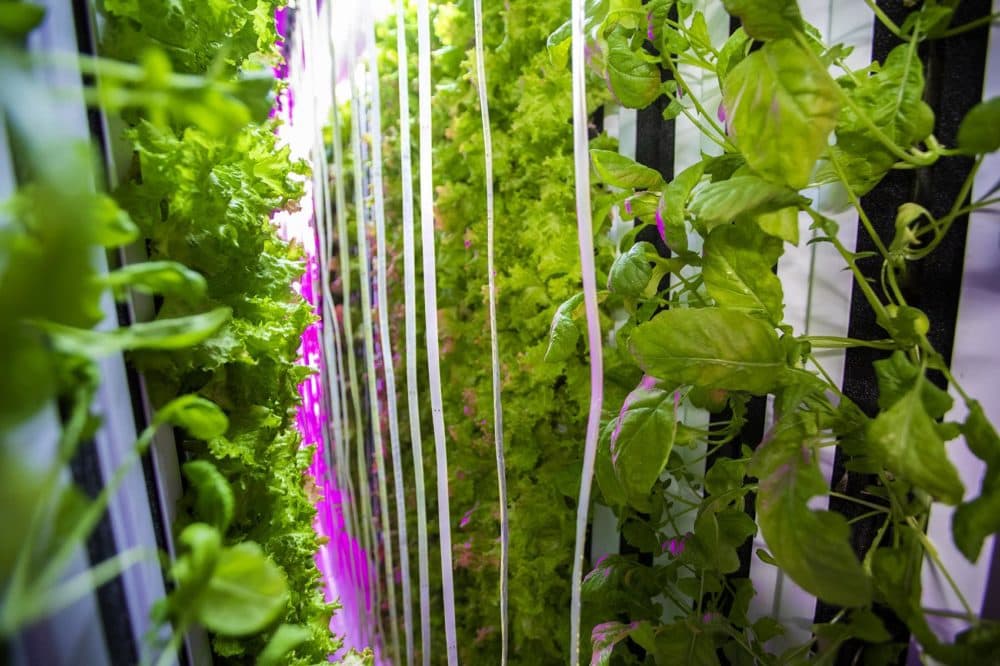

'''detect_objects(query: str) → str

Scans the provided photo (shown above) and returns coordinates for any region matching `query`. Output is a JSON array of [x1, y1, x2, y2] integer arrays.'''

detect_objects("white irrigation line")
[[365, 12, 413, 665], [394, 0, 432, 663], [417, 0, 459, 662], [470, 0, 509, 662], [568, 0, 604, 660], [349, 60, 384, 644]]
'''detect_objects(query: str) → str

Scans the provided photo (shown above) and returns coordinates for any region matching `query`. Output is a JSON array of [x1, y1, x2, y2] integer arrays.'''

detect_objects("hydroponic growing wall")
[[3, 0, 1000, 664]]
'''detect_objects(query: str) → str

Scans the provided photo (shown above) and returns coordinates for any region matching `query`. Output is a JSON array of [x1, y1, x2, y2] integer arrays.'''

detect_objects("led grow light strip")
[[470, 0, 509, 662], [568, 0, 605, 659], [365, 11, 412, 665], [394, 0, 432, 663], [417, 0, 459, 661]]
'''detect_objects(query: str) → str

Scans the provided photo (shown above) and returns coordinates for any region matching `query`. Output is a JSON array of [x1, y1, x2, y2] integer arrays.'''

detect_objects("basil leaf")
[[869, 373, 964, 505], [703, 223, 784, 324], [690, 175, 805, 230], [754, 206, 799, 245], [543, 292, 584, 362], [592, 621, 646, 666], [750, 413, 872, 607], [716, 28, 751, 88], [660, 162, 705, 253], [724, 39, 840, 189], [952, 403, 1000, 561], [958, 97, 1000, 154], [829, 44, 935, 194], [591, 149, 665, 190], [720, 0, 803, 41], [609, 383, 677, 500], [629, 308, 786, 393], [683, 508, 756, 574], [606, 26, 662, 109], [608, 242, 655, 297]]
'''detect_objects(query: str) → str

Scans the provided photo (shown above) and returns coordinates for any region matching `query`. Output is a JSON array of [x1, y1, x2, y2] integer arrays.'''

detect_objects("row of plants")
[[366, 0, 640, 661], [536, 0, 1000, 663], [0, 5, 307, 664], [1, 2, 369, 664], [98, 0, 346, 662]]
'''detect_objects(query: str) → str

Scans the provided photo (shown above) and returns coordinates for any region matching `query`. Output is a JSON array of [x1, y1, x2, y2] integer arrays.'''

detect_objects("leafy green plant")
[[543, 0, 1000, 662], [97, 1, 341, 661]]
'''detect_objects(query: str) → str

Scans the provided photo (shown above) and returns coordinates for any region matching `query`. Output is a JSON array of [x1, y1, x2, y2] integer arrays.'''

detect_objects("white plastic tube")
[[568, 0, 605, 661], [394, 0, 433, 663], [470, 0, 509, 662], [365, 11, 413, 665], [417, 0, 459, 662]]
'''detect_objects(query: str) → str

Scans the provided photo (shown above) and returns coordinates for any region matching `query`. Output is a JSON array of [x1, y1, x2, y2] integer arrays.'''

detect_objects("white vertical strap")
[[366, 11, 414, 665], [568, 0, 604, 661], [395, 0, 433, 662], [417, 0, 460, 661], [355, 33, 402, 658], [325, 3, 369, 645], [470, 0, 509, 662], [349, 62, 383, 644]]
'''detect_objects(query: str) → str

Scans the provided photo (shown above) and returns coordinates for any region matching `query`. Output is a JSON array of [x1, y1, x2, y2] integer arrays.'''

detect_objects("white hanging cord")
[[354, 54, 402, 660], [470, 0, 509, 662], [417, 0, 459, 662], [394, 0, 433, 663], [349, 59, 383, 643], [323, 1, 369, 640], [366, 11, 414, 666], [568, 0, 604, 660]]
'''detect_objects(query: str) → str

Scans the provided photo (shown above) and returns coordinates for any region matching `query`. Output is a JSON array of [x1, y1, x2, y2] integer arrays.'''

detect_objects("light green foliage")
[[723, 39, 840, 189], [98, 3, 338, 660], [576, 0, 1000, 659], [750, 413, 872, 607], [702, 222, 784, 324], [629, 308, 786, 393]]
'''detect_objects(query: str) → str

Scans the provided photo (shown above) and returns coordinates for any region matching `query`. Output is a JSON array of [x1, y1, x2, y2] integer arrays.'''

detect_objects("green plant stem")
[[847, 509, 889, 526], [662, 57, 732, 149], [910, 156, 984, 260], [794, 31, 933, 168], [938, 13, 1000, 39], [804, 336, 897, 350], [922, 607, 982, 621], [829, 491, 891, 514], [905, 516, 976, 618], [862, 0, 908, 41], [861, 514, 893, 575], [805, 207, 890, 324], [828, 150, 891, 261]]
